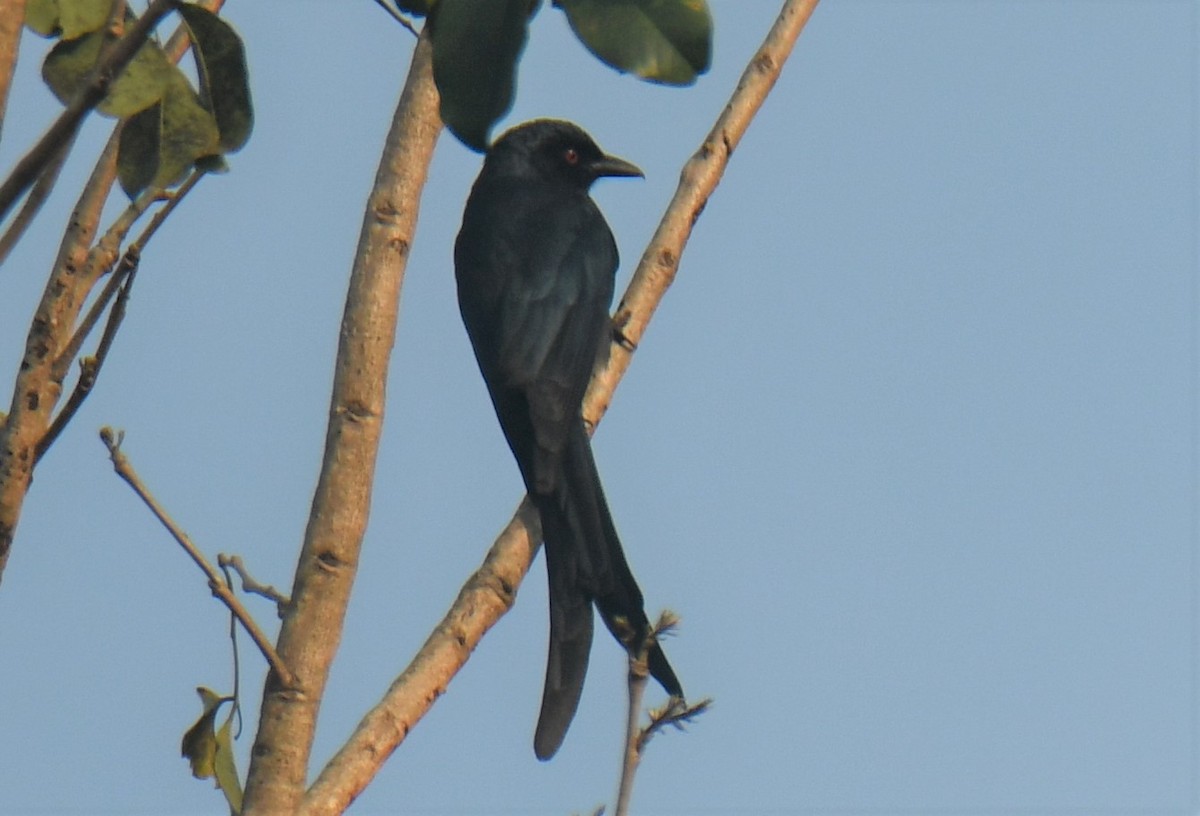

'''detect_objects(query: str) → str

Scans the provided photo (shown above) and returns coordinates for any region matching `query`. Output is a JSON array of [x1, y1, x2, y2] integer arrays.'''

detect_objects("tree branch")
[[298, 0, 820, 808], [0, 0, 175, 223], [240, 29, 443, 816], [99, 427, 296, 688], [300, 502, 542, 816], [0, 130, 76, 268], [219, 554, 291, 616], [588, 0, 820, 426], [0, 0, 27, 145], [0, 0, 226, 586]]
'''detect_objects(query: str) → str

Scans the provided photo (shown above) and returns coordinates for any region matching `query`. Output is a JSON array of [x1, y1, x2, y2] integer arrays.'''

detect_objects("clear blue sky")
[[1, 2, 1196, 814]]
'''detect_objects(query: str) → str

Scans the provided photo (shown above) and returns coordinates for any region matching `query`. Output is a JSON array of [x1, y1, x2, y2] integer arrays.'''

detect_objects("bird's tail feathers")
[[563, 424, 684, 698], [533, 523, 593, 760]]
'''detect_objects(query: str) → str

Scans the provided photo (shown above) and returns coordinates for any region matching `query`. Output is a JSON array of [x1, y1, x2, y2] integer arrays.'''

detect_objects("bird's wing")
[[492, 198, 617, 493]]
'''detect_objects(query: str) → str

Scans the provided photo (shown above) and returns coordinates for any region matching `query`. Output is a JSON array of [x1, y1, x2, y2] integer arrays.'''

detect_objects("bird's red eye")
[[564, 148, 580, 166]]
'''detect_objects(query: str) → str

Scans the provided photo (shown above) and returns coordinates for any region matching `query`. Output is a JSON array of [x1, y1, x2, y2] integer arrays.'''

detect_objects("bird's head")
[[486, 119, 643, 190]]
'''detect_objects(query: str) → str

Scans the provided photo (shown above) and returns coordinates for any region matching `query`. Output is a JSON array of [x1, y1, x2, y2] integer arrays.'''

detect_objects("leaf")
[[430, 0, 536, 151], [25, 0, 62, 37], [155, 78, 221, 180], [181, 687, 225, 780], [181, 688, 242, 815], [176, 3, 254, 152], [117, 99, 162, 197], [41, 26, 175, 117], [58, 0, 113, 40], [118, 77, 221, 197], [213, 715, 243, 814], [555, 0, 712, 86], [25, 0, 110, 39]]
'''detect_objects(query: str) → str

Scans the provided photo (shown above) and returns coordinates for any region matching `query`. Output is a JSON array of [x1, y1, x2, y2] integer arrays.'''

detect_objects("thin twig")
[[636, 696, 712, 755], [0, 129, 77, 268], [99, 427, 296, 689], [35, 258, 136, 463], [299, 2, 820, 810], [0, 0, 175, 223], [614, 649, 650, 816], [372, 0, 420, 37], [218, 561, 245, 738], [614, 612, 695, 815], [219, 554, 291, 616], [36, 171, 203, 462]]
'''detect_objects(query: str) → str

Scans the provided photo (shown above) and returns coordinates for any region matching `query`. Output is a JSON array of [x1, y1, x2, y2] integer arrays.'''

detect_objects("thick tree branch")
[[240, 30, 443, 816], [298, 0, 820, 809], [300, 502, 541, 816], [589, 0, 820, 425]]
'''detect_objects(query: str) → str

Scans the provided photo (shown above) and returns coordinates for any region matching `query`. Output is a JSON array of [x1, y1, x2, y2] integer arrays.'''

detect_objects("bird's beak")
[[590, 154, 644, 179]]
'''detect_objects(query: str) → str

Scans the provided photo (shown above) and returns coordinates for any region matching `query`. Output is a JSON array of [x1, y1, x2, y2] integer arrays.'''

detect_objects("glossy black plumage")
[[454, 119, 683, 760]]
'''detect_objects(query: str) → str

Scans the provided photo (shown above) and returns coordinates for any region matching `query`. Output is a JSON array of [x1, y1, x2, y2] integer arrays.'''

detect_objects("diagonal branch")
[[0, 0, 28, 145], [99, 427, 295, 688], [299, 1, 821, 811]]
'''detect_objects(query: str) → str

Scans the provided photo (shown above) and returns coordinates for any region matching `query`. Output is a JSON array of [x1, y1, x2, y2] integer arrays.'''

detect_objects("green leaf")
[[25, 0, 62, 37], [118, 77, 221, 197], [25, 0, 110, 39], [213, 715, 243, 814], [58, 0, 112, 40], [176, 3, 254, 152], [41, 26, 175, 117], [430, 0, 535, 151], [117, 100, 162, 197], [555, 0, 712, 86]]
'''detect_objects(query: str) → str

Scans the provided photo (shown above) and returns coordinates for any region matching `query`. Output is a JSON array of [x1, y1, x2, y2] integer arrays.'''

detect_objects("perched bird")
[[455, 119, 683, 760]]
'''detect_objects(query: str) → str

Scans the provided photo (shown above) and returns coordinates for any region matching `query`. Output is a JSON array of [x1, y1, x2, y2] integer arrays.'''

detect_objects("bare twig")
[[614, 612, 698, 815], [372, 0, 420, 37], [99, 427, 296, 688], [299, 2, 818, 808], [0, 0, 175, 223], [219, 554, 291, 616], [35, 171, 201, 463], [35, 261, 135, 464], [217, 561, 246, 737], [637, 696, 711, 755], [0, 130, 76, 267], [240, 29, 443, 816], [614, 647, 650, 816]]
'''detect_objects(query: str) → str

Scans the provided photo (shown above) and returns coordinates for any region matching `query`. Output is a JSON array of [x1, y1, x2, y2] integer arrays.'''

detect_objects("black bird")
[[455, 119, 683, 759]]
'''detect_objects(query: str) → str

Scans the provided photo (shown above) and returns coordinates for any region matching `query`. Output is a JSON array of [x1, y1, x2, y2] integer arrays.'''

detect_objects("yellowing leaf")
[[181, 687, 225, 780], [214, 715, 243, 813]]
